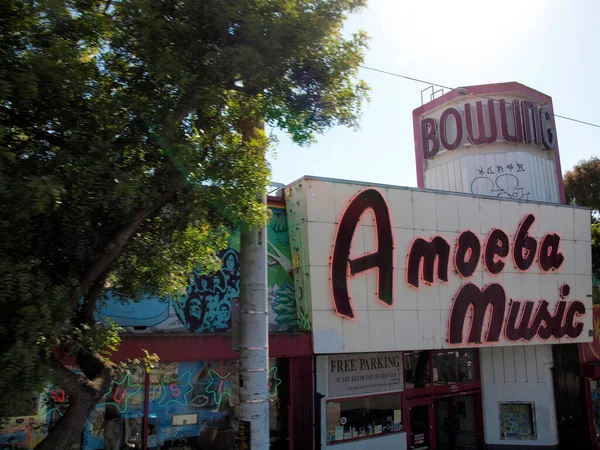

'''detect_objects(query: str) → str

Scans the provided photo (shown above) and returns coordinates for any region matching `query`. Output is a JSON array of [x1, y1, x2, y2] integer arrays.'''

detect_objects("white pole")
[[238, 191, 270, 450]]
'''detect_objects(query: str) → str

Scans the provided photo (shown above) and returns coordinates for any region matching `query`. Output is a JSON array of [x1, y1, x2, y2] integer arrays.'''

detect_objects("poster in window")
[[328, 352, 403, 397], [456, 400, 466, 419], [498, 402, 536, 439]]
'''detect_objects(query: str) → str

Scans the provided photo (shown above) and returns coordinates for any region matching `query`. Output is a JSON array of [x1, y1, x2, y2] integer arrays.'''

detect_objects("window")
[[404, 351, 431, 388], [433, 349, 477, 384], [405, 349, 478, 389], [326, 394, 402, 444]]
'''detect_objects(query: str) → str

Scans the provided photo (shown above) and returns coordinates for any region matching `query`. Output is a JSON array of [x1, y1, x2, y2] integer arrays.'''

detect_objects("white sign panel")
[[285, 177, 593, 354], [412, 83, 564, 204], [328, 352, 403, 398]]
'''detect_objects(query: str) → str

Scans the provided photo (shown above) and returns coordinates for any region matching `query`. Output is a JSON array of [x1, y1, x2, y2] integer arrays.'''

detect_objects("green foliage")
[[0, 0, 368, 425], [565, 157, 600, 213], [564, 157, 600, 277]]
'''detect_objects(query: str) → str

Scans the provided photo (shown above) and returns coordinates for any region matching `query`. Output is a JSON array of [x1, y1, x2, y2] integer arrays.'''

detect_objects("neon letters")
[[330, 188, 586, 345], [98, 373, 141, 414], [330, 189, 394, 319], [158, 372, 193, 407], [421, 100, 556, 159]]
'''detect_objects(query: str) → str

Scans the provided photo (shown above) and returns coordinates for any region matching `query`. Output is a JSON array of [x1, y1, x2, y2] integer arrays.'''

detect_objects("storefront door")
[[435, 394, 482, 450], [407, 398, 435, 450]]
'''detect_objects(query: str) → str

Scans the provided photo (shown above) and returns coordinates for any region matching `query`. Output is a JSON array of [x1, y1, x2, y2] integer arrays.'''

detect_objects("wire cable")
[[359, 65, 600, 129]]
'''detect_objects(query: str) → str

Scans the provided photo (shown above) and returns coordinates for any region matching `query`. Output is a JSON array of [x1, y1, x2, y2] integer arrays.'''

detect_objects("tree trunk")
[[35, 388, 98, 450], [34, 355, 114, 450]]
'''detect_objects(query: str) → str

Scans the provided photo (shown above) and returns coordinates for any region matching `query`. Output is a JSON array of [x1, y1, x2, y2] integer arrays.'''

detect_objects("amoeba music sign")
[[328, 352, 403, 397], [285, 178, 594, 354]]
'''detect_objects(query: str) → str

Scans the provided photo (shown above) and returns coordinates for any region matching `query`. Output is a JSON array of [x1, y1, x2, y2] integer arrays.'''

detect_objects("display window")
[[325, 393, 403, 444], [405, 351, 431, 389], [433, 350, 477, 385], [405, 349, 479, 395]]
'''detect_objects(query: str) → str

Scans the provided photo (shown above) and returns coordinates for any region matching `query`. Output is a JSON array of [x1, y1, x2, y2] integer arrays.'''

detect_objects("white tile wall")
[[312, 312, 344, 354], [417, 310, 442, 349], [412, 190, 437, 230], [341, 314, 370, 353], [387, 188, 413, 229], [480, 199, 501, 233], [575, 208, 592, 241], [435, 193, 459, 231], [457, 195, 481, 232], [393, 310, 419, 350], [286, 178, 593, 354], [368, 311, 395, 351], [306, 179, 335, 223]]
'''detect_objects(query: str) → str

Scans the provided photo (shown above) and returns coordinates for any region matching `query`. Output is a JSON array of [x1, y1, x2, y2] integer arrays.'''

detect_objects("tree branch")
[[68, 179, 187, 309], [77, 270, 109, 326], [47, 355, 98, 397]]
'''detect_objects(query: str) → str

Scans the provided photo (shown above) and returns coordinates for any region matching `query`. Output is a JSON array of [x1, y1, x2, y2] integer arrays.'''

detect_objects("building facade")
[[0, 199, 314, 450], [296, 82, 591, 450], [1, 82, 594, 450], [288, 176, 591, 450]]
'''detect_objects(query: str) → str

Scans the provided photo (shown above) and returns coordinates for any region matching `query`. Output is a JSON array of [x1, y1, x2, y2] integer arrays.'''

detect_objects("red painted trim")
[[287, 361, 293, 450], [328, 390, 403, 403], [412, 82, 566, 203], [268, 196, 286, 208], [112, 332, 312, 363], [327, 430, 404, 445], [581, 363, 600, 379]]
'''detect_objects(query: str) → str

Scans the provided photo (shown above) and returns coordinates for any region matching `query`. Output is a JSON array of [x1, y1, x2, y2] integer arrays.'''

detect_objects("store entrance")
[[407, 398, 435, 450], [435, 394, 483, 450], [407, 393, 483, 450]]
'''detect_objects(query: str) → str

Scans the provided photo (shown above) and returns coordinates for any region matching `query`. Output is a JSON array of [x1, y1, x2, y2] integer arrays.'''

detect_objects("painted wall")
[[1, 359, 286, 449], [480, 345, 559, 447], [285, 177, 593, 354], [97, 205, 299, 333]]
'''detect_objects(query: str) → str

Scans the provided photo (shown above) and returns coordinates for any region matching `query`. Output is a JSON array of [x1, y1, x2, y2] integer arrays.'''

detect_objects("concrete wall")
[[481, 345, 559, 448]]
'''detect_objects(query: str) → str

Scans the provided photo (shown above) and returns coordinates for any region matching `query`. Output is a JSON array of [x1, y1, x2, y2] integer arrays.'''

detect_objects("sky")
[[267, 0, 600, 188]]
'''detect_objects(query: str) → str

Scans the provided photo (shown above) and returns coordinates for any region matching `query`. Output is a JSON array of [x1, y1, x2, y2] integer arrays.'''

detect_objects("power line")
[[359, 65, 600, 129]]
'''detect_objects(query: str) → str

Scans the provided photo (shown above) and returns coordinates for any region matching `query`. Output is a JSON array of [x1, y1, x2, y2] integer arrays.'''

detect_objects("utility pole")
[[238, 120, 269, 450]]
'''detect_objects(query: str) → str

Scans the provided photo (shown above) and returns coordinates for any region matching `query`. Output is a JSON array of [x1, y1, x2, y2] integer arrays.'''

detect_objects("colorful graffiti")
[[1, 359, 283, 449], [96, 205, 299, 334], [173, 247, 240, 333], [98, 373, 142, 413], [268, 207, 299, 331], [0, 382, 74, 448]]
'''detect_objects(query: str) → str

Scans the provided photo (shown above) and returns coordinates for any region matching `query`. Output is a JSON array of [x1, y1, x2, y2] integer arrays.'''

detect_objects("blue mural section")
[[0, 207, 295, 448], [0, 359, 285, 449], [81, 361, 236, 450], [173, 248, 240, 333]]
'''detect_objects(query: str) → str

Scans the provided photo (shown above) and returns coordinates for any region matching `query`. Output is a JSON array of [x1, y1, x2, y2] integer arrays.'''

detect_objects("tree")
[[0, 0, 368, 448], [564, 157, 600, 279]]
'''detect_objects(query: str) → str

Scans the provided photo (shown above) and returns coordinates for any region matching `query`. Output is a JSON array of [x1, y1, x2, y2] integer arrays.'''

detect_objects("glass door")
[[407, 398, 435, 450]]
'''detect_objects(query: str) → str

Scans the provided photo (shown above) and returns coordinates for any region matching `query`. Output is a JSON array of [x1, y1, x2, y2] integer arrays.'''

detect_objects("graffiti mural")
[[470, 162, 530, 200], [268, 207, 298, 331], [96, 205, 299, 334], [173, 247, 240, 333]]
